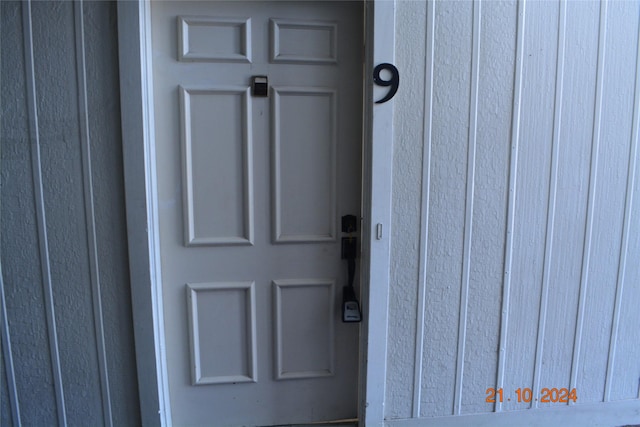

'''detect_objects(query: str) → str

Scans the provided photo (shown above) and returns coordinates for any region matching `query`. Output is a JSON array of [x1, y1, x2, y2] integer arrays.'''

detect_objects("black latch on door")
[[341, 215, 361, 323], [251, 76, 268, 97]]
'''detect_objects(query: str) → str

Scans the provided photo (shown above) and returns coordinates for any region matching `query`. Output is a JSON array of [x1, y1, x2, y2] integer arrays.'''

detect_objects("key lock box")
[[341, 215, 362, 323]]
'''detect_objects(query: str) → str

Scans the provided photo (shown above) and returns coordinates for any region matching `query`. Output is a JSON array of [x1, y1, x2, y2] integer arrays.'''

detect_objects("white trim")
[[118, 1, 396, 425], [360, 1, 395, 426], [117, 1, 171, 425], [384, 400, 640, 427]]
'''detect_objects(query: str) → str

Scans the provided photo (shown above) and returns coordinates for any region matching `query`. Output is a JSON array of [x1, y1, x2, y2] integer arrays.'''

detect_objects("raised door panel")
[[272, 88, 337, 242], [186, 282, 257, 385], [180, 86, 254, 246], [178, 16, 251, 62], [270, 18, 338, 64], [273, 279, 335, 379]]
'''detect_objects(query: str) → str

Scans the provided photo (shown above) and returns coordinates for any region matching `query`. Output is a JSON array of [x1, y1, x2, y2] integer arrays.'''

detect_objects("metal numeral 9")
[[373, 63, 400, 104]]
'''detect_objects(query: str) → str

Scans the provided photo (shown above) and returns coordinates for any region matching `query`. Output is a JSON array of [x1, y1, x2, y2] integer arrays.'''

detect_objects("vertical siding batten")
[[0, 267, 21, 425], [532, 0, 567, 409], [0, 5, 21, 423], [496, 0, 526, 413], [453, 0, 481, 416], [21, 1, 68, 425], [0, 10, 21, 419], [421, 0, 473, 416], [413, 0, 436, 418], [604, 5, 640, 403], [73, 1, 114, 424], [570, 0, 608, 400]]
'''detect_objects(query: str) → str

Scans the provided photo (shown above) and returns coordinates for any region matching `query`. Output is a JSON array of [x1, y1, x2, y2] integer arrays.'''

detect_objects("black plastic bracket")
[[251, 76, 268, 97], [341, 237, 357, 260], [341, 215, 357, 233]]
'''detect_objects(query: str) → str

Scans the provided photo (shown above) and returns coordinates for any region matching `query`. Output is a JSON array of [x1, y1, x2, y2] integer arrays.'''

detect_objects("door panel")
[[187, 282, 257, 385], [180, 87, 254, 245], [273, 88, 337, 242], [273, 279, 334, 379], [152, 1, 363, 425]]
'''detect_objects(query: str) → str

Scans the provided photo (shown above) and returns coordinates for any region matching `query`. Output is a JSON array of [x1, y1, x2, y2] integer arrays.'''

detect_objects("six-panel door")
[[151, 1, 363, 425]]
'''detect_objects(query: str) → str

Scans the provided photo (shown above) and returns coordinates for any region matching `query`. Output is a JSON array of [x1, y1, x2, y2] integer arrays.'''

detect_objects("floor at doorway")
[[285, 424, 356, 427], [274, 420, 357, 427]]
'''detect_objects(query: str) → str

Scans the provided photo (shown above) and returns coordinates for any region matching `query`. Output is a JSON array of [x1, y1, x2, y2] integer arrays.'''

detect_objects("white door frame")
[[117, 1, 395, 425]]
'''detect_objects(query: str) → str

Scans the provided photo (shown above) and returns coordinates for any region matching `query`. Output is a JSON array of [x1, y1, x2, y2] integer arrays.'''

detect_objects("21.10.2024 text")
[[486, 387, 578, 403]]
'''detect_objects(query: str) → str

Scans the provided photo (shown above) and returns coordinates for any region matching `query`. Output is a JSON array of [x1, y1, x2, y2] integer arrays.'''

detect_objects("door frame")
[[117, 1, 395, 425]]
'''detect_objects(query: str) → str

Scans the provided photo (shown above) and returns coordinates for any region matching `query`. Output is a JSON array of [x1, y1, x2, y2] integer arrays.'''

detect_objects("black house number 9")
[[373, 63, 400, 104]]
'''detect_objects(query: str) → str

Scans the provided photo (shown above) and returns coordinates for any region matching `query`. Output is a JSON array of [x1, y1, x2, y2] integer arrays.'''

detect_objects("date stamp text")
[[486, 387, 578, 403]]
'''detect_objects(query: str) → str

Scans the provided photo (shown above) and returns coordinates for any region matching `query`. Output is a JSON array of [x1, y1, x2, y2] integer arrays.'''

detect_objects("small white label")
[[343, 302, 361, 322], [376, 223, 383, 240]]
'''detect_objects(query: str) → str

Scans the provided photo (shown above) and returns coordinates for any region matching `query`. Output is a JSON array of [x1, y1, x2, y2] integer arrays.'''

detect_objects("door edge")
[[117, 1, 171, 425]]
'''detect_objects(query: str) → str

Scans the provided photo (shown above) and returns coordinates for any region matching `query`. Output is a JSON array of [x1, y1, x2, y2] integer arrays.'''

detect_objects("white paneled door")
[[151, 1, 363, 425]]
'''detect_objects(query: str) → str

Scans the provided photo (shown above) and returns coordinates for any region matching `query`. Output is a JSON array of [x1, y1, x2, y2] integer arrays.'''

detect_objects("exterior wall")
[[387, 0, 640, 424], [3, 0, 640, 426], [1, 2, 140, 426]]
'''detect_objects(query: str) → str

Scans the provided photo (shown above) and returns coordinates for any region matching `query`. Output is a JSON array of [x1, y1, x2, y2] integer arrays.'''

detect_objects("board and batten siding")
[[387, 0, 640, 425], [0, 2, 140, 426]]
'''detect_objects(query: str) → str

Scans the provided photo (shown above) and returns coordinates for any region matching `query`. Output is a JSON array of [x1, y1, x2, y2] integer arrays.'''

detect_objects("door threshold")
[[271, 419, 358, 427]]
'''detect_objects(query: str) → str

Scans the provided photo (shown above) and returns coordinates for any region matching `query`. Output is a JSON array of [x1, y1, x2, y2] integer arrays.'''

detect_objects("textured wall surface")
[[1, 1, 140, 425], [388, 0, 640, 422], [2, 0, 639, 426]]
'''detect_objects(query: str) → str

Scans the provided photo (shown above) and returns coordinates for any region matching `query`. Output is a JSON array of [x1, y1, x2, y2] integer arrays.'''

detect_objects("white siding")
[[388, 0, 640, 424]]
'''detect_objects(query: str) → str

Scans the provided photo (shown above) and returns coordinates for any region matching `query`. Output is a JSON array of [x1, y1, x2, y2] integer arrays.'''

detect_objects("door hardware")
[[376, 223, 383, 240], [342, 286, 361, 323], [342, 214, 357, 233], [341, 215, 361, 323], [251, 75, 269, 97]]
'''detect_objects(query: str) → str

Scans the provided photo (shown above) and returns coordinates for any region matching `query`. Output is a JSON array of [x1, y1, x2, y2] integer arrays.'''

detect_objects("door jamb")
[[117, 1, 395, 425], [360, 2, 395, 425]]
